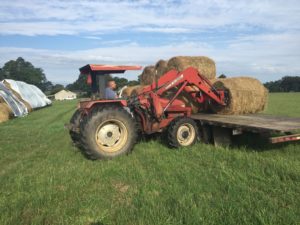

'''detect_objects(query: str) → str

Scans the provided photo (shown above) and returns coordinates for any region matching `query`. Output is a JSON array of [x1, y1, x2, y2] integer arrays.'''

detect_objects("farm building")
[[55, 90, 77, 100]]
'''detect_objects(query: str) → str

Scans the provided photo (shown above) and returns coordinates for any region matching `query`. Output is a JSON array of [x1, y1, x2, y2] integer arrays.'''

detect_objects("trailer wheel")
[[167, 117, 199, 148], [69, 109, 82, 145], [80, 106, 137, 160]]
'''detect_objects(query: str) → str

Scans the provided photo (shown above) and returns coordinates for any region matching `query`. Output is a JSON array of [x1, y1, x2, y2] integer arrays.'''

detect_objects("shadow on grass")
[[90, 222, 105, 225], [231, 132, 294, 152], [140, 131, 296, 153]]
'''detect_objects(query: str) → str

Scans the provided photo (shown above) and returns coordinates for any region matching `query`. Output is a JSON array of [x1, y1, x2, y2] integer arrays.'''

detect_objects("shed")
[[55, 90, 77, 100]]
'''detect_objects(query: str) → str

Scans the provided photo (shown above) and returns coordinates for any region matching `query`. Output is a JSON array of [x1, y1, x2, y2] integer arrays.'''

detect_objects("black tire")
[[69, 109, 82, 145], [167, 117, 199, 148], [80, 106, 137, 160]]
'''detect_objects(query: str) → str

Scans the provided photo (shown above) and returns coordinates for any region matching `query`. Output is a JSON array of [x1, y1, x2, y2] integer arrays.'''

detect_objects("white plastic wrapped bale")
[[0, 82, 28, 117], [3, 79, 52, 109]]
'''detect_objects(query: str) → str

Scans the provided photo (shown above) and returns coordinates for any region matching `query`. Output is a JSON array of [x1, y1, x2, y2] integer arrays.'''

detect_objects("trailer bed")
[[191, 114, 300, 133]]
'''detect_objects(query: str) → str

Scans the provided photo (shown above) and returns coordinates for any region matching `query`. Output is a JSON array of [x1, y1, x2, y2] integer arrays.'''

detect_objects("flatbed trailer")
[[191, 114, 300, 145]]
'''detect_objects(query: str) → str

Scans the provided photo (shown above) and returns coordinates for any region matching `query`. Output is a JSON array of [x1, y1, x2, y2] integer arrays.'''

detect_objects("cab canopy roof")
[[79, 64, 142, 75]]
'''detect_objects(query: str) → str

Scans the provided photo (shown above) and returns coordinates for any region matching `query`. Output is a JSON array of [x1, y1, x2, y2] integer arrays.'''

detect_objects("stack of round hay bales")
[[212, 77, 268, 115], [140, 56, 216, 85], [2, 80, 32, 112], [167, 56, 216, 80]]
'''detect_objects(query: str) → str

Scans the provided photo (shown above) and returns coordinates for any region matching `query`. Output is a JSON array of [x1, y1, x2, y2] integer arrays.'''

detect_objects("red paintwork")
[[270, 134, 300, 143], [79, 66, 226, 134], [87, 74, 92, 85], [80, 99, 127, 114], [80, 64, 142, 74]]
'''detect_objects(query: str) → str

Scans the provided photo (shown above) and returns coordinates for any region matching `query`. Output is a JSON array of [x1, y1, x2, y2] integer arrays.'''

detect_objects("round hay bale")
[[167, 56, 216, 80], [2, 80, 33, 112], [131, 85, 145, 96], [140, 66, 156, 85], [177, 92, 200, 114], [0, 102, 13, 123], [155, 59, 169, 78], [212, 77, 268, 115], [122, 85, 145, 97]]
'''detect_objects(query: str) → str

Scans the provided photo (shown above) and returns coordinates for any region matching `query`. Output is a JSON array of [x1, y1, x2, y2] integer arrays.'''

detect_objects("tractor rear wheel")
[[80, 106, 137, 160], [69, 109, 82, 145], [167, 117, 199, 148]]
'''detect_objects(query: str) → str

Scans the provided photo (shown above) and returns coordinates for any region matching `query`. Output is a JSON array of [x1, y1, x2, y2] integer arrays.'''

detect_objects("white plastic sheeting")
[[3, 79, 52, 109], [0, 82, 28, 117]]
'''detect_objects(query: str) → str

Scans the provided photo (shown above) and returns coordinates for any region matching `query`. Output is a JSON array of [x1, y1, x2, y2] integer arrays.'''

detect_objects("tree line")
[[264, 76, 300, 92], [1, 57, 299, 94], [0, 57, 64, 94], [0, 57, 139, 95]]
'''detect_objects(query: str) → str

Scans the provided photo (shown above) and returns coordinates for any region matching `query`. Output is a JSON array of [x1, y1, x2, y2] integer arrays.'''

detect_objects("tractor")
[[68, 64, 227, 159]]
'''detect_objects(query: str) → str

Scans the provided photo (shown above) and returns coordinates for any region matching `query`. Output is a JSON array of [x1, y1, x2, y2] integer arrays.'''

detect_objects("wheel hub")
[[97, 123, 121, 147], [177, 123, 196, 146]]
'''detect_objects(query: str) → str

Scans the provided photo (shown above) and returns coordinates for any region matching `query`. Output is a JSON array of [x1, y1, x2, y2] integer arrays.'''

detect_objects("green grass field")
[[0, 93, 299, 225]]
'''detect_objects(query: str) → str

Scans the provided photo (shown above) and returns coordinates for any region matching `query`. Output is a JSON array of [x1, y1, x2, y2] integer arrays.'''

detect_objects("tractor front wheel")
[[80, 106, 137, 160], [167, 117, 199, 148]]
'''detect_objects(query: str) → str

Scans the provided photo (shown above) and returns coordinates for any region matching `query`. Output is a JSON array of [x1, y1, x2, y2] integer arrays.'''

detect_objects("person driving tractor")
[[105, 80, 117, 99]]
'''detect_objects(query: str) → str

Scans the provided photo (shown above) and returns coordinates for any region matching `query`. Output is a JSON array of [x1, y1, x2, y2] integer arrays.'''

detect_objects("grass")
[[0, 93, 299, 225]]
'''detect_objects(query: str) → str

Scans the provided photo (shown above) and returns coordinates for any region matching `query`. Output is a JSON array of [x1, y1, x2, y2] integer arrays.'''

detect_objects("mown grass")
[[0, 93, 299, 225]]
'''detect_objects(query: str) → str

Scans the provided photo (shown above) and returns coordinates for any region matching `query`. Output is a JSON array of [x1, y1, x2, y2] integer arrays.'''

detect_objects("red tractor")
[[68, 64, 227, 159]]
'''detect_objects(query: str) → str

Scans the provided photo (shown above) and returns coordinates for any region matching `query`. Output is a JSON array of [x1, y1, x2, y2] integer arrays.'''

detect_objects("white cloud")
[[0, 0, 299, 35], [1, 31, 299, 84], [0, 0, 299, 84]]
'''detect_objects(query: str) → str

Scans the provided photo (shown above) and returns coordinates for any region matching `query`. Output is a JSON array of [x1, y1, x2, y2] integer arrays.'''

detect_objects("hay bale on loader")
[[0, 102, 13, 123], [212, 77, 268, 115], [167, 56, 216, 80]]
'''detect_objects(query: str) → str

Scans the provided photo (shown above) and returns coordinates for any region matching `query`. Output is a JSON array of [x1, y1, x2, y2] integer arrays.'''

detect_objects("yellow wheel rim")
[[176, 123, 196, 146], [95, 119, 128, 153]]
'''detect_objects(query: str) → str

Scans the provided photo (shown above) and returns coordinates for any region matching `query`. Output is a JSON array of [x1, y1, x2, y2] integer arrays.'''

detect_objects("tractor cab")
[[79, 64, 142, 99]]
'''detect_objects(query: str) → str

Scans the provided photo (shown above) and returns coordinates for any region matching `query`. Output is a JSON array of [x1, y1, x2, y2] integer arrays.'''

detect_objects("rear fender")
[[79, 99, 128, 115]]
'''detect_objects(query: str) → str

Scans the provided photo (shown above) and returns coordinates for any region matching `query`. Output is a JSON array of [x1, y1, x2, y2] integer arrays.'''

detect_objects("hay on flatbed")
[[0, 102, 13, 123], [140, 56, 216, 85], [140, 66, 156, 85], [167, 56, 216, 80], [122, 85, 144, 97], [212, 77, 268, 115], [155, 59, 168, 78]]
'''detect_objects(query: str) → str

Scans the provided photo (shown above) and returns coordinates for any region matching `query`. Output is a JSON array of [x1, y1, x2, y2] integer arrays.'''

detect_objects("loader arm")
[[141, 67, 226, 107]]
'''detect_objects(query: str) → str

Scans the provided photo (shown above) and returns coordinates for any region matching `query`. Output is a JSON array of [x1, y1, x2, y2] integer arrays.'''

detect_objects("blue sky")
[[0, 0, 299, 85]]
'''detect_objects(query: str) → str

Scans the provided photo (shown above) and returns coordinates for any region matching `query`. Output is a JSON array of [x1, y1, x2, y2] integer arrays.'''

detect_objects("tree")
[[0, 57, 48, 90], [51, 84, 65, 95], [66, 74, 90, 93], [67, 73, 139, 94], [218, 74, 227, 78], [128, 80, 139, 86], [264, 76, 300, 92], [0, 68, 4, 80]]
